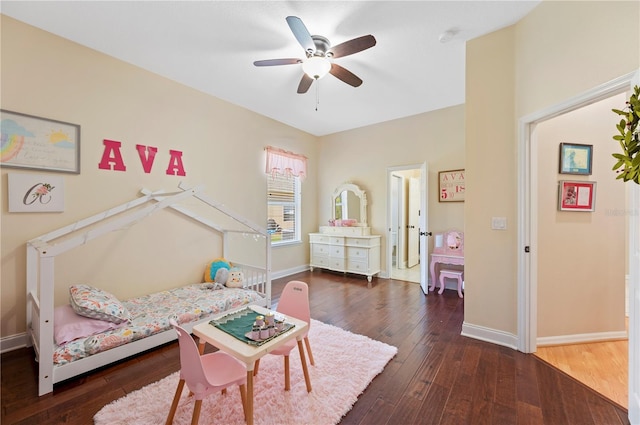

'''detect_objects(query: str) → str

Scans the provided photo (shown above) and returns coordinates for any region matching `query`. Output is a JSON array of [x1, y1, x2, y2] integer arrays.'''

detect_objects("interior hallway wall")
[[464, 0, 639, 342], [536, 93, 627, 339]]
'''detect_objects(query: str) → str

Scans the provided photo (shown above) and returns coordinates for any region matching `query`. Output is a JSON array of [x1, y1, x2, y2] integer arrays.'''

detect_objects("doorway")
[[518, 71, 639, 420], [532, 92, 629, 408], [387, 164, 427, 285]]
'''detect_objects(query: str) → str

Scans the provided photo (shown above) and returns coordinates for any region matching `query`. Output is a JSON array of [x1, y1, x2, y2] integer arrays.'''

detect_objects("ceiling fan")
[[253, 16, 376, 94]]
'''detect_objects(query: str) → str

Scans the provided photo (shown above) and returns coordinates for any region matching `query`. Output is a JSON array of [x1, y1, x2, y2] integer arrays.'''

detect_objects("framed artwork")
[[439, 169, 465, 202], [558, 180, 596, 212], [8, 173, 65, 212], [1, 110, 80, 174], [559, 142, 592, 175]]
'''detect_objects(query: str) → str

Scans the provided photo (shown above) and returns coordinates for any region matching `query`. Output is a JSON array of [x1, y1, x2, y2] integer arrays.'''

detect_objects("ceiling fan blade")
[[297, 74, 314, 94], [329, 63, 363, 87], [328, 35, 376, 58], [253, 58, 302, 67], [286, 16, 315, 54]]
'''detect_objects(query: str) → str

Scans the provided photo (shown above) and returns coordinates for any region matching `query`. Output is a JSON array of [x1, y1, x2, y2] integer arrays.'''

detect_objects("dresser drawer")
[[309, 234, 330, 244], [312, 244, 330, 256], [346, 258, 370, 273], [329, 236, 345, 245], [329, 245, 345, 258], [346, 237, 379, 247], [311, 255, 330, 268], [346, 246, 370, 260], [328, 257, 345, 270]]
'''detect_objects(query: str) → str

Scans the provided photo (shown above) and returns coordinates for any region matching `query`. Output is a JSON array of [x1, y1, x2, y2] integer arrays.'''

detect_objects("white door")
[[407, 177, 420, 268], [628, 71, 640, 425], [418, 162, 429, 294], [629, 181, 640, 424]]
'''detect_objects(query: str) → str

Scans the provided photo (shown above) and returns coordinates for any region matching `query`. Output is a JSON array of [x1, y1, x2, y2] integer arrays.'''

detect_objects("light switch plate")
[[491, 217, 507, 230]]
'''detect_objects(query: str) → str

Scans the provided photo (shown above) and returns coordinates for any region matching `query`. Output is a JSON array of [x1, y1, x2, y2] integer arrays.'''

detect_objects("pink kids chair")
[[166, 320, 247, 425], [253, 280, 314, 391]]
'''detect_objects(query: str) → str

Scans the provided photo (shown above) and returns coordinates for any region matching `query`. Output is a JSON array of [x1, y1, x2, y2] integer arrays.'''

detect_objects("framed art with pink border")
[[558, 180, 596, 212], [438, 169, 465, 202]]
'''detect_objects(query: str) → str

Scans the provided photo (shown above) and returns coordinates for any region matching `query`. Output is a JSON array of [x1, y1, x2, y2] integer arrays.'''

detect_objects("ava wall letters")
[[98, 139, 186, 176]]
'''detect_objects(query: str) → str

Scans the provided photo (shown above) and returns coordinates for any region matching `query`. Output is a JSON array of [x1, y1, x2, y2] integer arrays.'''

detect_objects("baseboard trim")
[[461, 321, 518, 350], [537, 330, 628, 347], [1, 332, 29, 354], [271, 265, 310, 280]]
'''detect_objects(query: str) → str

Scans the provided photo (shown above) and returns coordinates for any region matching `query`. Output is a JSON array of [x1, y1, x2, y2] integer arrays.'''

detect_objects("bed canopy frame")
[[26, 182, 271, 395]]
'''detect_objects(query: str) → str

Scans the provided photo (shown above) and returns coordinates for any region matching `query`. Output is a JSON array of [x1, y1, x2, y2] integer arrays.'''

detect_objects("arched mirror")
[[332, 183, 368, 226]]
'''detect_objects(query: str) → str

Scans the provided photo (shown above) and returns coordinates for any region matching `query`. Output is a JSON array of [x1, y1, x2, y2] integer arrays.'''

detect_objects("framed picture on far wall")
[[438, 169, 465, 202], [559, 142, 592, 175], [558, 180, 596, 212]]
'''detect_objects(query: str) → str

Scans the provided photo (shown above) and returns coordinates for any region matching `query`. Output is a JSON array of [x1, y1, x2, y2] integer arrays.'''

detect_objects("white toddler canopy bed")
[[26, 183, 272, 396]]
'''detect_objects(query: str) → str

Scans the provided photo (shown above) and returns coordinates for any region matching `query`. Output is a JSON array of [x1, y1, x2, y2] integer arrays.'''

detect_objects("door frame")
[[517, 71, 639, 422], [386, 162, 429, 291]]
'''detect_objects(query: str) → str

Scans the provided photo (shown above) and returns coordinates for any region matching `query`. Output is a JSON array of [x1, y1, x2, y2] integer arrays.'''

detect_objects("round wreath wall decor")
[[612, 85, 640, 184]]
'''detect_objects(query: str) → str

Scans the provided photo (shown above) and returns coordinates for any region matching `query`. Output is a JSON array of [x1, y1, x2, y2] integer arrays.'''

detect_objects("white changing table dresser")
[[309, 226, 381, 288]]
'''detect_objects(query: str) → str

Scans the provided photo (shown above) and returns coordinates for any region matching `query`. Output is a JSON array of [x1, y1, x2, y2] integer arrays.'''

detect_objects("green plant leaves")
[[611, 85, 640, 184]]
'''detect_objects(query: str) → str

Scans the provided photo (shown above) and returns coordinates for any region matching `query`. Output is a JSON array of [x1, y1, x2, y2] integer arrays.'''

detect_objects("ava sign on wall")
[[98, 139, 186, 176]]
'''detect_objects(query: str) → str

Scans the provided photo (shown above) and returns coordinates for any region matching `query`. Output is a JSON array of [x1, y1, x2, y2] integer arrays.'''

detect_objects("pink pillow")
[[54, 304, 125, 346]]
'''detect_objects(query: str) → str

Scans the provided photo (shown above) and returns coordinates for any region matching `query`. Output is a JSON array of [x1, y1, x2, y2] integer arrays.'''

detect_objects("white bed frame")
[[26, 183, 272, 396]]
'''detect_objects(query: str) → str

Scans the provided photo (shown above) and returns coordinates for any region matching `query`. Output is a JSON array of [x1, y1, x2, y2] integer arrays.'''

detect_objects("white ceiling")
[[2, 1, 540, 136]]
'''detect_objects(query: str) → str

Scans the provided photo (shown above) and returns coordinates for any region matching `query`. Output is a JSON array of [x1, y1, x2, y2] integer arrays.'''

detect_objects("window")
[[267, 173, 301, 245]]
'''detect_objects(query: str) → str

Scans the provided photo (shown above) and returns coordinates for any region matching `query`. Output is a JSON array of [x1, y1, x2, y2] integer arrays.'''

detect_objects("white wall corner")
[[461, 322, 518, 350]]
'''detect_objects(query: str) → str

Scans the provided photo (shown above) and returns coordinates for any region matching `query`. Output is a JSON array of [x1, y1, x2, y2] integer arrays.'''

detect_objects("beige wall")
[[0, 16, 319, 337], [0, 15, 466, 341], [465, 26, 518, 334], [6, 1, 633, 347], [465, 0, 639, 338], [319, 105, 466, 275], [537, 94, 627, 337]]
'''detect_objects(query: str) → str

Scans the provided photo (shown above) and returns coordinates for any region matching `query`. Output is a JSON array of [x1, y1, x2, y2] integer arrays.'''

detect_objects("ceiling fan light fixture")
[[302, 56, 331, 80]]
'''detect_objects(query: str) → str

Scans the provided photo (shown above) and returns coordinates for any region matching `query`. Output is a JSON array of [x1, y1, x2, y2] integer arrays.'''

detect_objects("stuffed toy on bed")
[[203, 258, 231, 290], [226, 268, 244, 288]]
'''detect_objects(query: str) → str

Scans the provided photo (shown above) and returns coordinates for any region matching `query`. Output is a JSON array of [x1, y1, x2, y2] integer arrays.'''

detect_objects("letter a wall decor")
[[98, 139, 186, 176]]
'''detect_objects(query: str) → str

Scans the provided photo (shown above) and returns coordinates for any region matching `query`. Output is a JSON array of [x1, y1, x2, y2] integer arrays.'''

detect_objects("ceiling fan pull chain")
[[315, 78, 320, 111]]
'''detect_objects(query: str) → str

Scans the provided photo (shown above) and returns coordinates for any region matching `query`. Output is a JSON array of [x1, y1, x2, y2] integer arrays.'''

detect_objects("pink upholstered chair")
[[253, 280, 314, 391], [166, 320, 247, 425]]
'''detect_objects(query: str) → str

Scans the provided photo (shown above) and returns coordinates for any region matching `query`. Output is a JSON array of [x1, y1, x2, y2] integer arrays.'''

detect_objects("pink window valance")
[[265, 146, 307, 180]]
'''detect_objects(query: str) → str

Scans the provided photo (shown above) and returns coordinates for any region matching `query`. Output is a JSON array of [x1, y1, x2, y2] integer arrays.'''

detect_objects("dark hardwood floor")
[[1, 271, 630, 424]]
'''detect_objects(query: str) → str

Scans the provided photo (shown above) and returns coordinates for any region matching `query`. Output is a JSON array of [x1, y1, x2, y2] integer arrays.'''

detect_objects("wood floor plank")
[[535, 358, 570, 424], [1, 271, 630, 425], [494, 347, 516, 409], [516, 400, 545, 425], [471, 345, 500, 425], [417, 382, 449, 424]]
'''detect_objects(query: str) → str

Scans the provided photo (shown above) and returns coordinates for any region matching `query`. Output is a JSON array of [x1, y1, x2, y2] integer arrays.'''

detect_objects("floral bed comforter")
[[53, 285, 264, 366]]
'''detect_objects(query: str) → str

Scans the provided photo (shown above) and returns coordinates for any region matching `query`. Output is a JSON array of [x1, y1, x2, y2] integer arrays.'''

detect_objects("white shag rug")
[[94, 319, 397, 425]]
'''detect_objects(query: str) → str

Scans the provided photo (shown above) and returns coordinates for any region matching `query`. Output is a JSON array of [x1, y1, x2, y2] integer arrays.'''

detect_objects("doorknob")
[[419, 231, 432, 237]]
